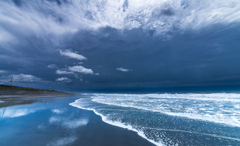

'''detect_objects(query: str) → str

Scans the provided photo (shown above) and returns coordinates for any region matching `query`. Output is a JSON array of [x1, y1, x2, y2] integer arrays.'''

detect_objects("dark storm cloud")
[[152, 7, 175, 18], [65, 24, 240, 89], [161, 8, 175, 16], [0, 0, 240, 91], [122, 0, 128, 12], [12, 0, 22, 7]]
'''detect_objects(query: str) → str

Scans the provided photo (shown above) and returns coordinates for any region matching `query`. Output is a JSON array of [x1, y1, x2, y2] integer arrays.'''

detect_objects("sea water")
[[70, 93, 240, 146]]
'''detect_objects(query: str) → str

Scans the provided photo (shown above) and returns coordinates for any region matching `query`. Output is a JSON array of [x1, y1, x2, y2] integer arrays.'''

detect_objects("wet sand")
[[0, 96, 155, 146], [0, 93, 75, 108]]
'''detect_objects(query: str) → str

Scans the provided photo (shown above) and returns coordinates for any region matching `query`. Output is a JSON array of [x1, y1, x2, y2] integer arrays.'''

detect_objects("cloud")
[[49, 116, 61, 123], [47, 64, 58, 69], [2, 105, 46, 118], [5, 74, 42, 82], [0, 27, 15, 43], [56, 77, 71, 83], [37, 125, 46, 130], [46, 136, 77, 146], [68, 65, 94, 75], [51, 109, 67, 114], [160, 7, 175, 16], [1, 0, 240, 90], [49, 116, 89, 129], [62, 119, 89, 129], [0, 70, 6, 73], [117, 67, 131, 72], [1, 0, 239, 40], [56, 65, 98, 77], [56, 70, 73, 75], [94, 73, 100, 75], [59, 50, 87, 60], [3, 109, 36, 118]]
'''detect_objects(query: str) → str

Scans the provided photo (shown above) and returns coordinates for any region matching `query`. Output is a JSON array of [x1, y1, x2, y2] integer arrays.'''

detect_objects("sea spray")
[[70, 93, 240, 146]]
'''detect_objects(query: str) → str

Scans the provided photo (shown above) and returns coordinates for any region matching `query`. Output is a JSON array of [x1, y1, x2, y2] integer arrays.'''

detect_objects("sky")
[[0, 0, 240, 92]]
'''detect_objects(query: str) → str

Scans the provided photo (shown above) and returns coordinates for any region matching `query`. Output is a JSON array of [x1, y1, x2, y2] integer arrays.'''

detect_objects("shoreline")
[[0, 93, 76, 108], [1, 95, 156, 146], [70, 98, 163, 146], [0, 93, 75, 99], [70, 94, 240, 146]]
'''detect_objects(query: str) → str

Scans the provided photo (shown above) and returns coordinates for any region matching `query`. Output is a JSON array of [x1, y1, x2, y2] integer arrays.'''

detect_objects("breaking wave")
[[70, 93, 240, 146]]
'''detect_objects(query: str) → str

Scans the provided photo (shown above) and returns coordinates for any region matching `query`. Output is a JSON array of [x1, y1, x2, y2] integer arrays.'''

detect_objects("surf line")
[[70, 100, 165, 146], [142, 127, 240, 142]]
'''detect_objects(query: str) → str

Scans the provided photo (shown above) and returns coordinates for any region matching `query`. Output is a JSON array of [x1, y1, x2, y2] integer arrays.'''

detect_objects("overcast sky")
[[0, 0, 240, 92]]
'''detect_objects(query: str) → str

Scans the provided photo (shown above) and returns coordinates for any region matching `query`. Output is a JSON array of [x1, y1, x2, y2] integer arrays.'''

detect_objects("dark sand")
[[77, 108, 156, 146], [0, 96, 156, 146]]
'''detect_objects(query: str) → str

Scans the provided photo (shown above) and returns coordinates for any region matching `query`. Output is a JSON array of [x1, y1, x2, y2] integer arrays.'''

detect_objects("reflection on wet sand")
[[1, 102, 46, 118], [0, 98, 35, 108], [0, 96, 155, 146]]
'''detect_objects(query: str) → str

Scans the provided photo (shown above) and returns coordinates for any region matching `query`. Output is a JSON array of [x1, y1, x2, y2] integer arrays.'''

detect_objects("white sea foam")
[[70, 93, 240, 145], [70, 100, 165, 146], [89, 93, 240, 128], [142, 127, 240, 142]]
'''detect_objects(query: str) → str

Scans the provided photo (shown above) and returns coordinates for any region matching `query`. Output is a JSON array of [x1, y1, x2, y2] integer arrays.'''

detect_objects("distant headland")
[[0, 84, 74, 108], [0, 84, 73, 97]]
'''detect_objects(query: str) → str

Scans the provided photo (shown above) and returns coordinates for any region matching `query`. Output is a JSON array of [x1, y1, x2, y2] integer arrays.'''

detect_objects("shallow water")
[[0, 96, 154, 146], [70, 93, 240, 146]]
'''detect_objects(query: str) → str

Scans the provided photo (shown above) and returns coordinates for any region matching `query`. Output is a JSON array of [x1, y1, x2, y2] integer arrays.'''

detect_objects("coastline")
[[70, 98, 164, 146], [69, 94, 240, 146], [0, 84, 75, 108], [2, 94, 239, 146], [0, 93, 75, 99], [0, 93, 76, 108], [0, 95, 156, 146]]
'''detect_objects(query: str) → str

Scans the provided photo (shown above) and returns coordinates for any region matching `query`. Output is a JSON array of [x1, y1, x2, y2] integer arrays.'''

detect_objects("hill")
[[0, 84, 72, 96]]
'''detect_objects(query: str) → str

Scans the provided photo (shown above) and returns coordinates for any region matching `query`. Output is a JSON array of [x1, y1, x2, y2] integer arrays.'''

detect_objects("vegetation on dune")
[[0, 84, 68, 95]]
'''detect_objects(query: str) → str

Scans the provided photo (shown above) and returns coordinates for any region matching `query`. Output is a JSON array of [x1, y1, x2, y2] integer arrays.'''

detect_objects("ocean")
[[70, 93, 240, 146], [1, 93, 240, 146]]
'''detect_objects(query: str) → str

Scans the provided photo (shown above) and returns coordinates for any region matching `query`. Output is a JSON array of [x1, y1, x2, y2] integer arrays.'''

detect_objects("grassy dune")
[[0, 85, 74, 108], [0, 85, 69, 96]]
